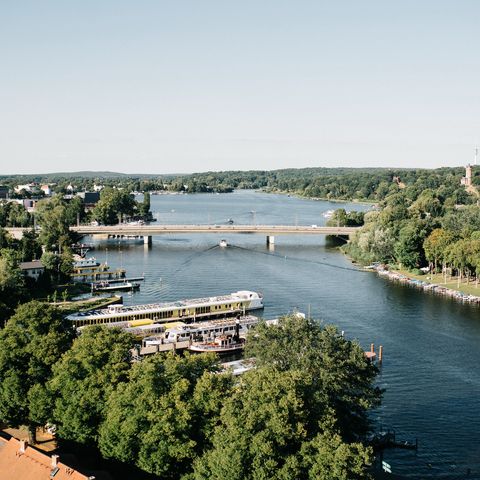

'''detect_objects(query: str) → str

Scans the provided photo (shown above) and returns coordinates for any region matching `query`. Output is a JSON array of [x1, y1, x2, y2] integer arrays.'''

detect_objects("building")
[[76, 191, 101, 210], [22, 198, 39, 212], [40, 184, 52, 196], [461, 164, 473, 187], [0, 436, 93, 480], [14, 183, 37, 194], [19, 260, 45, 281]]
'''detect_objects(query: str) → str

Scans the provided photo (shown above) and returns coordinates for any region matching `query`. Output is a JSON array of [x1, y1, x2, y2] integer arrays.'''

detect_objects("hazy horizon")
[[2, 1, 479, 174]]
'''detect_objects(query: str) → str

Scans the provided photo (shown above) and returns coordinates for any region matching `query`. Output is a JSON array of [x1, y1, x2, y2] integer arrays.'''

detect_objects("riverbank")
[[373, 265, 480, 304], [261, 188, 377, 205]]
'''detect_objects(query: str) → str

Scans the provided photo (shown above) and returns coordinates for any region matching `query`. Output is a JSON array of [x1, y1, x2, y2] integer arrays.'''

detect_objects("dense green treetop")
[[99, 353, 232, 479], [35, 196, 78, 251], [0, 248, 26, 323], [195, 317, 377, 480], [245, 315, 381, 441], [0, 301, 75, 440], [92, 187, 137, 225], [47, 326, 135, 445]]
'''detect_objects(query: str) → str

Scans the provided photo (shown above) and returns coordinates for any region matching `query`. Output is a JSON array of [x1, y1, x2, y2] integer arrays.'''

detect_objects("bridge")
[[6, 224, 361, 245]]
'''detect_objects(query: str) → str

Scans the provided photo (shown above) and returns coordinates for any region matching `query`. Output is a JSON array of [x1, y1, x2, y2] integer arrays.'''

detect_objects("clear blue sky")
[[1, 1, 479, 174]]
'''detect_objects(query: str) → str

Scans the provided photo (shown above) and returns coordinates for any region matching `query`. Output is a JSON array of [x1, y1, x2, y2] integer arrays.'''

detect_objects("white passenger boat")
[[91, 281, 140, 292], [66, 290, 264, 327], [73, 257, 100, 268], [143, 315, 260, 346], [188, 335, 245, 354]]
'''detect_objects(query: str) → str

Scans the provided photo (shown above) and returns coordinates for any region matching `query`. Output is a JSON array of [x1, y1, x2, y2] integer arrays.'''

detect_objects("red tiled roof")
[[0, 437, 91, 480]]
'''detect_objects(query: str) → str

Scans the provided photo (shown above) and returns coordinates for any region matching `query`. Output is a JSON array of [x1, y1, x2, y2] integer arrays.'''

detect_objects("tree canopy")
[[47, 326, 135, 445], [0, 301, 75, 441], [99, 353, 232, 479], [195, 315, 378, 480]]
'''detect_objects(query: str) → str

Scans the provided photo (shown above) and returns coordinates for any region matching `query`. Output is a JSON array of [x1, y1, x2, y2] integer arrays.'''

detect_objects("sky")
[[1, 0, 480, 174]]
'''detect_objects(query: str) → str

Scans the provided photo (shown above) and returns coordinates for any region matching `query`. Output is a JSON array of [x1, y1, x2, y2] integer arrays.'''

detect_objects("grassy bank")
[[389, 268, 480, 297]]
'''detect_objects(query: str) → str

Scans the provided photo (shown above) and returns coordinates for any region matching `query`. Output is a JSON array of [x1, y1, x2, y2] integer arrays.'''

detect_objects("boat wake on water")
[[229, 244, 365, 273], [173, 244, 221, 274]]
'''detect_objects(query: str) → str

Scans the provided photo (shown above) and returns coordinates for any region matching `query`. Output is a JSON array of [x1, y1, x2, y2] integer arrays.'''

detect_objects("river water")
[[90, 190, 480, 479]]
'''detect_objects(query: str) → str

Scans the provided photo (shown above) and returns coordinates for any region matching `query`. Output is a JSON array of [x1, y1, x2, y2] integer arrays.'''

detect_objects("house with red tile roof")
[[0, 436, 93, 480]]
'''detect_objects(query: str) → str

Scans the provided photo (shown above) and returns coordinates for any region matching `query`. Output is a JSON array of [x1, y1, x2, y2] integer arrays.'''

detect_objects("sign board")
[[382, 460, 392, 473]]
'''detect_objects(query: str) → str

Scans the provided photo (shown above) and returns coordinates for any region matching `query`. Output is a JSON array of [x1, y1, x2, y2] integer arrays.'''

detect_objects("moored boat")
[[143, 315, 260, 346], [73, 257, 100, 268], [91, 281, 140, 292], [66, 290, 264, 327], [188, 335, 245, 354]]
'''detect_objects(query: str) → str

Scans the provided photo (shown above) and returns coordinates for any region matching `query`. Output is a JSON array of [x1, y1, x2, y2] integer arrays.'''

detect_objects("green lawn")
[[392, 268, 480, 297]]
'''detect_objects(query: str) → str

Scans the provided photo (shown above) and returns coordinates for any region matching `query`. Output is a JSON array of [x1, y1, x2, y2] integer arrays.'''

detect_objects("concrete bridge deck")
[[6, 224, 360, 240], [73, 224, 360, 236]]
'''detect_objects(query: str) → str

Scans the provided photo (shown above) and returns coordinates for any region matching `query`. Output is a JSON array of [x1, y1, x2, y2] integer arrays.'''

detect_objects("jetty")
[[370, 430, 418, 452]]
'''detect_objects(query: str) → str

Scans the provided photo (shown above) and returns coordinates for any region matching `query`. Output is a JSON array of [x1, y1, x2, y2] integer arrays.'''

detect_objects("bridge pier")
[[143, 235, 152, 246], [266, 235, 275, 247]]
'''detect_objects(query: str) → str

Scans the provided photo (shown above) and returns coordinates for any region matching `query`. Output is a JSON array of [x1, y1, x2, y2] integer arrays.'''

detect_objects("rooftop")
[[0, 436, 92, 480], [19, 260, 44, 270]]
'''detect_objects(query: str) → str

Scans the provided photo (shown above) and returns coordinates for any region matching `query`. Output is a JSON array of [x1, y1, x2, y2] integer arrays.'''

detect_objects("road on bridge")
[[5, 224, 360, 239], [69, 224, 360, 236]]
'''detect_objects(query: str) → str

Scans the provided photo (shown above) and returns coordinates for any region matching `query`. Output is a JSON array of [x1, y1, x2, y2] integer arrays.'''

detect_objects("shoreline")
[[372, 265, 480, 305], [260, 188, 377, 205]]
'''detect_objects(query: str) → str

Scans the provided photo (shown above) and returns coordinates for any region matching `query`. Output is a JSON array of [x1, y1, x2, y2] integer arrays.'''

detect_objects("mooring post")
[[370, 343, 375, 354], [379, 345, 383, 363]]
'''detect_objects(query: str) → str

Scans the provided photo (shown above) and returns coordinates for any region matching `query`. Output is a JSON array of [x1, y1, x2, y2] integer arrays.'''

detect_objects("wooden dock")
[[370, 431, 417, 451]]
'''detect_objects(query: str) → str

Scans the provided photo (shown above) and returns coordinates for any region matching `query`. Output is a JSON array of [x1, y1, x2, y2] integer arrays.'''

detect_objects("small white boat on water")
[[219, 239, 228, 247], [322, 210, 334, 219], [92, 281, 140, 292]]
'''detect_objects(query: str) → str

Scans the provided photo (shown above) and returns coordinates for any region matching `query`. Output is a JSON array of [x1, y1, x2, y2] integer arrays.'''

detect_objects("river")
[[90, 190, 480, 479]]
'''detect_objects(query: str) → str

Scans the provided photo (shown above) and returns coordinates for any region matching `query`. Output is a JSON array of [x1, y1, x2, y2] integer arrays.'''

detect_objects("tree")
[[409, 189, 443, 218], [194, 367, 309, 480], [138, 191, 151, 218], [394, 221, 428, 269], [19, 229, 42, 262], [194, 316, 380, 480], [245, 315, 382, 441], [99, 353, 232, 479], [194, 366, 373, 480], [423, 228, 455, 272], [0, 301, 75, 442], [35, 196, 75, 252], [301, 416, 372, 480], [40, 248, 73, 283], [0, 248, 26, 323], [48, 326, 135, 445], [92, 188, 137, 225]]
